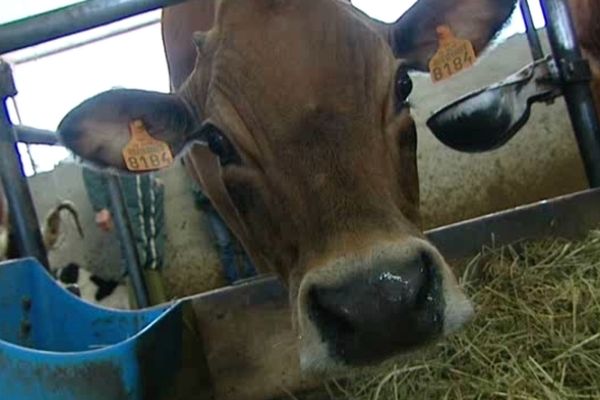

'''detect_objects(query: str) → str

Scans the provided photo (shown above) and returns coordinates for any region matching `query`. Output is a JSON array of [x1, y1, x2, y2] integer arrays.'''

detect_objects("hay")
[[324, 230, 600, 400]]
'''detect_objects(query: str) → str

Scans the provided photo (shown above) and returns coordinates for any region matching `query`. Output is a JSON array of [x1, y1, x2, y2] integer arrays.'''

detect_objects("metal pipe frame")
[[106, 175, 150, 308], [10, 17, 161, 66], [427, 187, 600, 261], [0, 0, 189, 55], [0, 62, 49, 267], [14, 126, 59, 146], [520, 0, 545, 61], [540, 0, 600, 187]]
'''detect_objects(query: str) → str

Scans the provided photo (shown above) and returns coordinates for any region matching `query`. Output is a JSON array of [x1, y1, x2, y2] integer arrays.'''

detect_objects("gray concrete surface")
[[25, 30, 588, 302]]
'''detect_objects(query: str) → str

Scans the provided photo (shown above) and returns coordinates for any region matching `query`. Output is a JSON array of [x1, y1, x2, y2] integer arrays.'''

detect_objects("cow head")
[[58, 0, 516, 374]]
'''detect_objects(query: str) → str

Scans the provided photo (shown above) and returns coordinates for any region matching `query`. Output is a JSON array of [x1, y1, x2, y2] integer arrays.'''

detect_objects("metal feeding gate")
[[0, 0, 599, 399]]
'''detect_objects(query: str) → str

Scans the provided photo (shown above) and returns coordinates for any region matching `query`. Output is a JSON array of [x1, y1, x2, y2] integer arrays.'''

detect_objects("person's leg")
[[205, 207, 239, 284], [127, 281, 138, 309], [126, 269, 168, 308], [143, 269, 168, 305], [237, 244, 258, 279]]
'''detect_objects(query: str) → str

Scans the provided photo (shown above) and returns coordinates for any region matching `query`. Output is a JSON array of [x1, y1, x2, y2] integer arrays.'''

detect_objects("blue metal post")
[[0, 61, 49, 267], [540, 0, 600, 187]]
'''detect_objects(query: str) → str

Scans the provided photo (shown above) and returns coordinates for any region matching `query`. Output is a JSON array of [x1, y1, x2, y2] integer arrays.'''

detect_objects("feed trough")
[[0, 258, 183, 400]]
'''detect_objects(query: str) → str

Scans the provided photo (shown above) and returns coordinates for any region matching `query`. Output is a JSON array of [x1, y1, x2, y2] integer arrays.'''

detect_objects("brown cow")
[[57, 0, 518, 374], [569, 0, 600, 114]]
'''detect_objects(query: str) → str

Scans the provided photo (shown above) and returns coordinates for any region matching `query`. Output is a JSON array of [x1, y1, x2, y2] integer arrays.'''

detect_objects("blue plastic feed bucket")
[[0, 258, 183, 400]]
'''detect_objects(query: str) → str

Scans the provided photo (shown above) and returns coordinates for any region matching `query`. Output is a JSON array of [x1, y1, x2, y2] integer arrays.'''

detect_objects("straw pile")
[[323, 230, 600, 400]]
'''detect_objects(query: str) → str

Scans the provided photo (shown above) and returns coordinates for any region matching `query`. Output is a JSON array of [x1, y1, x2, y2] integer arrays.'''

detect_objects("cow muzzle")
[[297, 238, 473, 372]]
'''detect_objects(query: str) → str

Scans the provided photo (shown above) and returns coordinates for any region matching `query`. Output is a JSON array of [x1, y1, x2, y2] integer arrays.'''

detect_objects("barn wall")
[[25, 30, 588, 298], [28, 162, 225, 297]]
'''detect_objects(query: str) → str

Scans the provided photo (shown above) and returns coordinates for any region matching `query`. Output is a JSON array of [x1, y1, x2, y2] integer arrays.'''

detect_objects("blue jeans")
[[205, 207, 257, 284]]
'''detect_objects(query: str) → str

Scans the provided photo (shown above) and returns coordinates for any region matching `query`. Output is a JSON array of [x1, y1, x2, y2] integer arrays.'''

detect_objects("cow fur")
[[56, 0, 530, 374], [569, 0, 600, 115]]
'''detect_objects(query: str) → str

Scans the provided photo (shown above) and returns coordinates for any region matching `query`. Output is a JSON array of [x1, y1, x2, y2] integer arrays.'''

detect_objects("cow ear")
[[384, 0, 516, 71], [58, 89, 200, 172]]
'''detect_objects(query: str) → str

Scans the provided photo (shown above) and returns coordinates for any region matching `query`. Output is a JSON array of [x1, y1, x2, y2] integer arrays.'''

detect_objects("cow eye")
[[202, 124, 240, 166], [395, 66, 413, 107]]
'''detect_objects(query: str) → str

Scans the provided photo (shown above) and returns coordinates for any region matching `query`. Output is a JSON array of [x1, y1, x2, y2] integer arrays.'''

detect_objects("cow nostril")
[[414, 252, 435, 309], [373, 251, 433, 311], [308, 287, 356, 339], [305, 250, 444, 365]]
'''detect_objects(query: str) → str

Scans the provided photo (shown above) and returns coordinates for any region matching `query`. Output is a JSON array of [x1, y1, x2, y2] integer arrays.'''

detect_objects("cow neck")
[[185, 146, 267, 273]]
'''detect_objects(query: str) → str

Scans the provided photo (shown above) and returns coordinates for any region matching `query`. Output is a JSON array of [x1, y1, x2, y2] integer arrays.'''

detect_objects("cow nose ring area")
[[307, 252, 444, 365]]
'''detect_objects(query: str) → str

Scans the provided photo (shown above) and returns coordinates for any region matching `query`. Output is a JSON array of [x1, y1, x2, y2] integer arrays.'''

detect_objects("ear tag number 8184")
[[122, 120, 174, 172], [429, 25, 477, 83]]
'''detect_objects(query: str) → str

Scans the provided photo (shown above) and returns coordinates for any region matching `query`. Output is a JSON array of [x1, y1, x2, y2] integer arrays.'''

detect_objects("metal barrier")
[[520, 0, 544, 61], [0, 0, 188, 55], [0, 62, 49, 267], [9, 16, 161, 66], [14, 126, 59, 146], [540, 0, 600, 186]]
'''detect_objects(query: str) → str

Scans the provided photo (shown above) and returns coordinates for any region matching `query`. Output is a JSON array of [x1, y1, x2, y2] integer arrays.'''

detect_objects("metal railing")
[[0, 62, 50, 267], [539, 0, 600, 186], [9, 16, 161, 66], [0, 0, 188, 55], [0, 0, 189, 304]]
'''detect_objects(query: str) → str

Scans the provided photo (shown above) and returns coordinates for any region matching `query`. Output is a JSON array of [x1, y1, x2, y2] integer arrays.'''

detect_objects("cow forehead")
[[212, 0, 394, 72], [216, 0, 352, 24], [202, 0, 397, 120]]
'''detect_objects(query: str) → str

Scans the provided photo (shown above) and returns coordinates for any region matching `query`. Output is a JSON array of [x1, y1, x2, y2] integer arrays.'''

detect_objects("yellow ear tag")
[[122, 120, 174, 171], [428, 25, 477, 83]]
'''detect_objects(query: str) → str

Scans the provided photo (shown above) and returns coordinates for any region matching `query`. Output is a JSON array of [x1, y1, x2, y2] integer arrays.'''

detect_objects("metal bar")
[[106, 174, 149, 308], [196, 187, 600, 303], [0, 62, 49, 267], [520, 0, 545, 60], [540, 0, 600, 187], [427, 187, 600, 261], [14, 126, 60, 146], [0, 0, 190, 55], [7, 98, 38, 174], [11, 17, 161, 66]]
